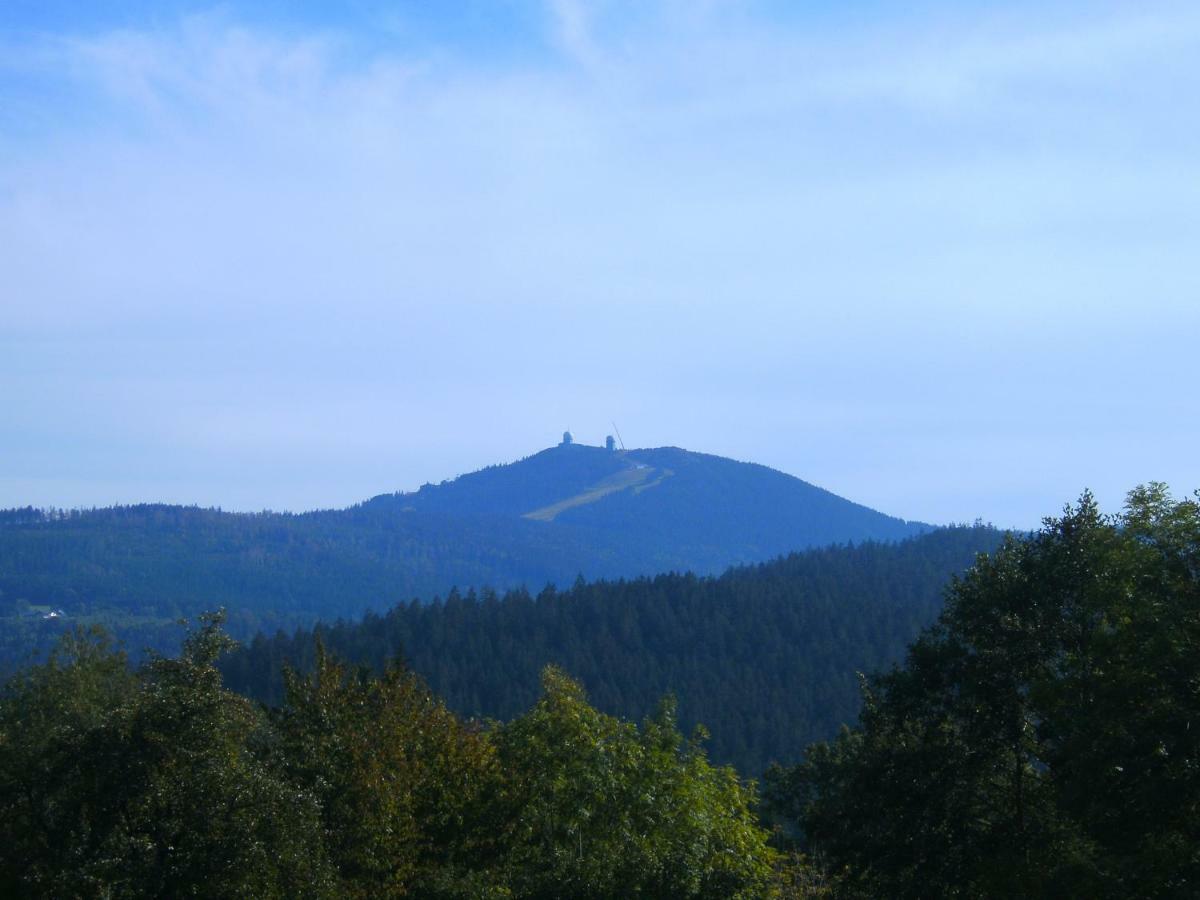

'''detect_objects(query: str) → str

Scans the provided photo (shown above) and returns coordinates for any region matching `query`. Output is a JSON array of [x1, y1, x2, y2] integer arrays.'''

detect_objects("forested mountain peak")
[[1, 440, 931, 671], [360, 439, 926, 541]]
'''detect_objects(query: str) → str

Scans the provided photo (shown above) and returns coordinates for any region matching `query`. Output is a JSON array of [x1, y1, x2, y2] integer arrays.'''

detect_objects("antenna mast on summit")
[[611, 422, 626, 451]]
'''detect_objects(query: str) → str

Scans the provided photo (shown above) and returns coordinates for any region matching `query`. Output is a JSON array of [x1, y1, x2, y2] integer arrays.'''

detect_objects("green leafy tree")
[[275, 645, 500, 898], [767, 487, 1200, 898], [491, 666, 776, 898], [0, 615, 332, 898], [0, 627, 137, 895]]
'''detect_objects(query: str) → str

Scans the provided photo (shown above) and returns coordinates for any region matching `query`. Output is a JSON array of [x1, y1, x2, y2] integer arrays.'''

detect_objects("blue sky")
[[2, 1, 1198, 528]]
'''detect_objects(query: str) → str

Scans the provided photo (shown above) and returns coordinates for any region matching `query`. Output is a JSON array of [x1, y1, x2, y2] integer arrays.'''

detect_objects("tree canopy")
[[0, 616, 786, 898], [766, 485, 1200, 898], [221, 525, 1001, 775]]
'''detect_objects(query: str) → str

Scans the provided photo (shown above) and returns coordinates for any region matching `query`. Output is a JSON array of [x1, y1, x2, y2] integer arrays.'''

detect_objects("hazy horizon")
[[4, 1, 1198, 530]]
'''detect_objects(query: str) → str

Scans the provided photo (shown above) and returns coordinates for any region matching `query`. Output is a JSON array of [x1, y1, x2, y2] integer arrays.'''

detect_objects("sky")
[[1, 0, 1198, 529]]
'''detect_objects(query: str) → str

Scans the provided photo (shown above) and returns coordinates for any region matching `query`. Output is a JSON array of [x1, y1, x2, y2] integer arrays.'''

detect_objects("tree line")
[[221, 526, 1003, 776]]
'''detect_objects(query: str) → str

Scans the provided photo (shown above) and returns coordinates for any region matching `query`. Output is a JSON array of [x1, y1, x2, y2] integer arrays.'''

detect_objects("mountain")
[[365, 440, 928, 564], [0, 440, 928, 666], [222, 524, 1003, 776]]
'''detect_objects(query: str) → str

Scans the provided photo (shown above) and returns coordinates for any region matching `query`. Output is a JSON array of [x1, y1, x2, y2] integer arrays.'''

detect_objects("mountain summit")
[[366, 441, 926, 564], [0, 441, 928, 650]]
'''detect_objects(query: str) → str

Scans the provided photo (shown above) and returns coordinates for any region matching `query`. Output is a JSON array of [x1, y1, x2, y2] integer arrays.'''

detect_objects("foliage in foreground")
[[0, 617, 788, 898], [766, 485, 1200, 898]]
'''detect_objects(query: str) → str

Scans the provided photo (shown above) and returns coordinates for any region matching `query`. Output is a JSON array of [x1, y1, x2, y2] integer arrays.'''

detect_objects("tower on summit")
[[561, 430, 574, 446]]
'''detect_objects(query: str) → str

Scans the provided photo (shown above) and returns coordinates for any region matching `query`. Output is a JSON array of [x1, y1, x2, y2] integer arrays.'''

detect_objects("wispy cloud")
[[546, 0, 602, 69], [1, 2, 1198, 523]]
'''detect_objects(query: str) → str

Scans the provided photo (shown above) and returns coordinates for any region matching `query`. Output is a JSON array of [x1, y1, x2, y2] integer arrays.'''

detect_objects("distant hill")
[[0, 441, 929, 665], [365, 441, 928, 568], [222, 525, 1004, 776]]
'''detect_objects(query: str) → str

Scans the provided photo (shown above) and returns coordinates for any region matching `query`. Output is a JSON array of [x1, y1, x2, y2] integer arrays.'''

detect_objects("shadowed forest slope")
[[223, 525, 1002, 775]]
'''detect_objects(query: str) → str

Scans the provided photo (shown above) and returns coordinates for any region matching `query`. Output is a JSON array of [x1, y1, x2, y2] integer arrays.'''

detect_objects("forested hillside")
[[4, 489, 1195, 897], [223, 525, 1002, 775], [0, 442, 927, 672]]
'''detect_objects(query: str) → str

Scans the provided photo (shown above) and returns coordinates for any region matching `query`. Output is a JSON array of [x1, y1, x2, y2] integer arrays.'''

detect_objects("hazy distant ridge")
[[0, 442, 928, 655]]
